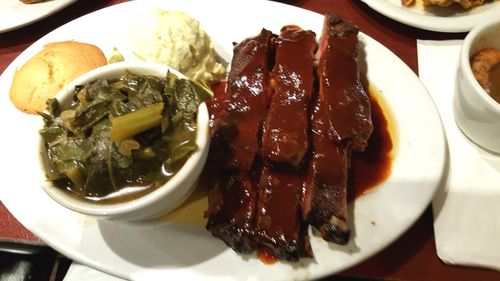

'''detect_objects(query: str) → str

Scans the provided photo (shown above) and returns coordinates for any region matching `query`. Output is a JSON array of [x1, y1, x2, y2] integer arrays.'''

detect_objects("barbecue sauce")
[[257, 249, 279, 264], [349, 86, 394, 201]]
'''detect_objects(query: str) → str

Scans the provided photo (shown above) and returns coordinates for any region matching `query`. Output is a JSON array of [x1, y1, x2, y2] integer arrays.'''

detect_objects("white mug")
[[453, 18, 500, 153]]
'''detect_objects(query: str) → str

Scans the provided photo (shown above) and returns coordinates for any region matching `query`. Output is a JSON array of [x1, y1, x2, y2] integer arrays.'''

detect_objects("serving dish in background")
[[0, 0, 77, 33], [360, 0, 500, 32]]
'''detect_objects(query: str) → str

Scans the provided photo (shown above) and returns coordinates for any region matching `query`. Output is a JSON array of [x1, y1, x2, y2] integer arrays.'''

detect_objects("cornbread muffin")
[[9, 41, 107, 114]]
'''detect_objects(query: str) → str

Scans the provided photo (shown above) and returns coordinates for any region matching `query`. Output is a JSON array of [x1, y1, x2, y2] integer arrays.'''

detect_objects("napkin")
[[418, 40, 500, 271]]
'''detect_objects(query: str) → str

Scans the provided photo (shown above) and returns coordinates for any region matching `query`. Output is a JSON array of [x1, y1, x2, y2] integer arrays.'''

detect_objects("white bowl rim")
[[40, 61, 210, 217], [460, 17, 500, 113]]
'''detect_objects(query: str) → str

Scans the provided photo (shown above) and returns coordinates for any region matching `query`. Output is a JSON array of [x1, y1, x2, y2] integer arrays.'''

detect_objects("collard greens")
[[39, 71, 210, 201]]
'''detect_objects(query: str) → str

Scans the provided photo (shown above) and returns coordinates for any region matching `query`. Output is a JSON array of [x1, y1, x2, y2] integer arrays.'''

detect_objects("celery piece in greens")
[[110, 102, 164, 141]]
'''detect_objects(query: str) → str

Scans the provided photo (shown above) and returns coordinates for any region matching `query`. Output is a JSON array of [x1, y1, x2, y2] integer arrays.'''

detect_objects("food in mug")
[[204, 13, 373, 261], [129, 9, 226, 84], [39, 72, 210, 202], [471, 47, 500, 103], [10, 41, 107, 114]]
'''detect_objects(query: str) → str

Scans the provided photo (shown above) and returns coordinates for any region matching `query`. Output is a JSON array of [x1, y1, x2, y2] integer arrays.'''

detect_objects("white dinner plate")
[[0, 0, 77, 33], [0, 0, 446, 280], [361, 0, 500, 32]]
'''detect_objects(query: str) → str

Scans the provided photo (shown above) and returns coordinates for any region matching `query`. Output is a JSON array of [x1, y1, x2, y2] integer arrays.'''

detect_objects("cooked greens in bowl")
[[38, 62, 211, 220]]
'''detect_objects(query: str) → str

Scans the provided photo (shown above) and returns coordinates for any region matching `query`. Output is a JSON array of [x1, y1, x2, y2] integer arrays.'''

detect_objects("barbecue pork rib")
[[261, 26, 317, 168], [303, 14, 373, 244], [206, 171, 258, 253], [250, 26, 317, 260], [211, 29, 275, 172], [205, 29, 275, 253], [254, 166, 312, 260], [303, 92, 351, 244], [316, 13, 373, 151]]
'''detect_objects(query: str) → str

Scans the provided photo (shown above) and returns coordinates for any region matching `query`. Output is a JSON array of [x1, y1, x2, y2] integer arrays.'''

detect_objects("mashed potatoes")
[[129, 9, 226, 83]]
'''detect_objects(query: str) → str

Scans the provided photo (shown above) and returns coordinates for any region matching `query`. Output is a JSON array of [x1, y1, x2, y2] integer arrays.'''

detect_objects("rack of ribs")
[[205, 13, 374, 260]]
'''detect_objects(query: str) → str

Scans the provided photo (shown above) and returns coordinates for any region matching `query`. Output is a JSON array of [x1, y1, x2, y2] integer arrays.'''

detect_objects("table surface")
[[1, 0, 499, 280]]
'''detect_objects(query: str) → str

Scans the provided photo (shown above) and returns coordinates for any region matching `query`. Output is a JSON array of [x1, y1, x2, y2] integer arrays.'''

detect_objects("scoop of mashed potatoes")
[[129, 9, 226, 83]]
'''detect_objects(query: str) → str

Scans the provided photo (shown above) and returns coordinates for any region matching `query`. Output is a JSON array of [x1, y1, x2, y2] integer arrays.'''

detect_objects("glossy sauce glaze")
[[253, 26, 317, 260], [306, 81, 350, 244], [212, 29, 275, 172], [316, 15, 373, 151], [204, 29, 276, 254], [261, 26, 317, 167], [255, 166, 311, 260], [207, 82, 393, 200]]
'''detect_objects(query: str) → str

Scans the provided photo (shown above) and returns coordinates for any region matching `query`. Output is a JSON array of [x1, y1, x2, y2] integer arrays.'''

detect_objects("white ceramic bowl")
[[454, 17, 500, 153], [39, 61, 210, 221]]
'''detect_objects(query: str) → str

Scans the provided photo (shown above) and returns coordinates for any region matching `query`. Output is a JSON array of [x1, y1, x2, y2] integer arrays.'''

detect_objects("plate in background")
[[0, 0, 77, 33]]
